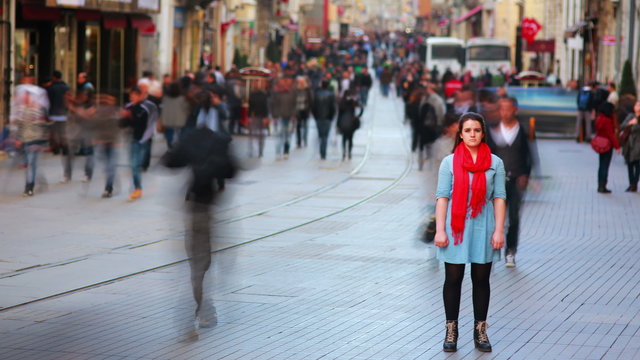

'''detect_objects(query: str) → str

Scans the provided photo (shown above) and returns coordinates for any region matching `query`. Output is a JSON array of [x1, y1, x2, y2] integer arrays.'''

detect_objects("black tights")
[[443, 262, 492, 321]]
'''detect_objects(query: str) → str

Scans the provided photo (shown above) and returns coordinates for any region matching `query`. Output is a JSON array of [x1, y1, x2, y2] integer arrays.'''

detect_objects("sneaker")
[[128, 189, 142, 201], [81, 175, 91, 183], [505, 254, 516, 268], [102, 190, 113, 198], [22, 189, 34, 197], [196, 301, 218, 328], [59, 177, 70, 184]]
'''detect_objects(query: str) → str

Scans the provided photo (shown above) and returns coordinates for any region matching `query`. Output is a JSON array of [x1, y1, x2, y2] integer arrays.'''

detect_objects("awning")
[[453, 5, 482, 24], [103, 15, 127, 29], [130, 16, 153, 30], [76, 10, 101, 22], [22, 6, 62, 21]]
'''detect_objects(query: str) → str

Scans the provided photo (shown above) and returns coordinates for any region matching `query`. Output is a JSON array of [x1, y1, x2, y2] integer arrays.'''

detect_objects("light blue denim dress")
[[435, 154, 507, 264]]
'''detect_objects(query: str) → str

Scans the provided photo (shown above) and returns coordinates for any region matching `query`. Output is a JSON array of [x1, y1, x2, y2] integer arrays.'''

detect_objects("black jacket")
[[312, 89, 336, 121], [487, 123, 533, 180], [162, 127, 236, 204]]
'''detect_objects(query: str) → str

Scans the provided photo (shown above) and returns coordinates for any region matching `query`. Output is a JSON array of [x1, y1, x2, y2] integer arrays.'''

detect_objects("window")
[[467, 46, 510, 61]]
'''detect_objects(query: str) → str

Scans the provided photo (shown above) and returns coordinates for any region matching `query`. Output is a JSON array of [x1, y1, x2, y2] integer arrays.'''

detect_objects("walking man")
[[312, 80, 337, 160], [487, 97, 534, 267]]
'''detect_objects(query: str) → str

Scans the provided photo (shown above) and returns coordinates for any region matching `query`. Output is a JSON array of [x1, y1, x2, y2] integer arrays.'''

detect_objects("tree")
[[233, 48, 249, 69], [619, 59, 637, 97]]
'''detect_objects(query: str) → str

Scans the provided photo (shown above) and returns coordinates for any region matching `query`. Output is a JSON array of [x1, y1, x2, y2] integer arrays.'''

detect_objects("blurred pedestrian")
[[576, 82, 600, 142], [92, 94, 121, 198], [593, 102, 620, 193], [64, 80, 96, 183], [46, 71, 71, 155], [248, 80, 270, 157], [487, 97, 534, 267], [434, 112, 506, 353], [337, 87, 363, 160], [354, 67, 372, 106], [294, 76, 313, 148], [312, 80, 337, 160], [11, 75, 51, 196], [119, 87, 150, 201], [162, 126, 236, 329], [380, 66, 393, 97], [621, 101, 640, 192], [422, 113, 458, 242], [271, 77, 297, 159], [137, 80, 160, 172], [161, 81, 190, 148]]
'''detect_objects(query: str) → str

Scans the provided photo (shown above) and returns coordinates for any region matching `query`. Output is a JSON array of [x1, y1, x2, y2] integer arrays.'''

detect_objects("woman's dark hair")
[[166, 81, 182, 98], [598, 101, 614, 117], [196, 90, 212, 110], [452, 112, 488, 150], [179, 76, 192, 92]]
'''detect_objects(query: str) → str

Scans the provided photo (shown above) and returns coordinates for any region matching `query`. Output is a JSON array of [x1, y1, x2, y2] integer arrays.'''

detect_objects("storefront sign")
[[567, 35, 583, 50], [56, 0, 86, 6], [174, 7, 186, 28], [521, 17, 542, 44], [525, 39, 555, 53], [602, 35, 616, 45]]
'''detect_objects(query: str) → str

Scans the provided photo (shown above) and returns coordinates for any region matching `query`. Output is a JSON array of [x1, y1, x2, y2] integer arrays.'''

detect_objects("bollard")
[[529, 117, 536, 141]]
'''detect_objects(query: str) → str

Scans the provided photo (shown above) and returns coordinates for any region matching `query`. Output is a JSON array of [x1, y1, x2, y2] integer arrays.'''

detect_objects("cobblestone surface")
[[1, 87, 639, 359]]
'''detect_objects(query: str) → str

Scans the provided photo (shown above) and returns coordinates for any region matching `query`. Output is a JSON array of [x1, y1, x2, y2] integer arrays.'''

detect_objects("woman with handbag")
[[593, 102, 620, 193], [620, 101, 640, 192], [337, 87, 363, 161], [434, 112, 506, 353]]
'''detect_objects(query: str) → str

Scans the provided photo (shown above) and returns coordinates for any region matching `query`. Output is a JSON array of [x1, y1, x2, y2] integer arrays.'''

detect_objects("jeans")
[[359, 87, 370, 106], [381, 84, 390, 97], [163, 127, 177, 149], [316, 119, 332, 159], [50, 121, 67, 154], [296, 111, 309, 147], [628, 160, 640, 187], [64, 138, 94, 180], [505, 177, 524, 255], [24, 140, 46, 187], [249, 117, 266, 157], [98, 142, 117, 191], [130, 140, 149, 190], [598, 149, 613, 183], [186, 201, 212, 313], [276, 117, 292, 156]]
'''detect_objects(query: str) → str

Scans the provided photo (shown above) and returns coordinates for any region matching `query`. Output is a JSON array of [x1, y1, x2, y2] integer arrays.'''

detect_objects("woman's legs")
[[598, 149, 613, 191], [627, 160, 640, 189], [471, 262, 492, 321], [443, 263, 465, 320]]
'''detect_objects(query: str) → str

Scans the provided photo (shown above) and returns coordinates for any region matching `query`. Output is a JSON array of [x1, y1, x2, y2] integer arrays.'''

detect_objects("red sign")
[[521, 18, 542, 44], [602, 35, 616, 45], [525, 39, 555, 53]]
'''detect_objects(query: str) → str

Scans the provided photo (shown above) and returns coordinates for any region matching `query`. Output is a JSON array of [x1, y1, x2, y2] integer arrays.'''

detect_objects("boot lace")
[[445, 322, 457, 343], [475, 321, 489, 343]]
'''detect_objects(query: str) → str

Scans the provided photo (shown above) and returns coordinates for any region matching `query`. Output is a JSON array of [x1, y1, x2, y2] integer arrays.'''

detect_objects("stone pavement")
[[1, 87, 639, 359]]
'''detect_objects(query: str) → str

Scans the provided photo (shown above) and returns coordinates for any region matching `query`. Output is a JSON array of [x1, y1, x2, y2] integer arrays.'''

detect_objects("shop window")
[[84, 24, 100, 90], [14, 30, 38, 83]]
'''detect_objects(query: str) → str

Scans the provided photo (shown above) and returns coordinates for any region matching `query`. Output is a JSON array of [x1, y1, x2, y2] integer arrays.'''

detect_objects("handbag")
[[590, 135, 612, 153]]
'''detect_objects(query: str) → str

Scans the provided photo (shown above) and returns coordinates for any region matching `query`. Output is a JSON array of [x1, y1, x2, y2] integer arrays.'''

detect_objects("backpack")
[[577, 90, 591, 110]]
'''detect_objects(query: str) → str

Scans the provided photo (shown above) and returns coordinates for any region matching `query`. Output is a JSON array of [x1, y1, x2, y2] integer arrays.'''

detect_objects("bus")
[[465, 37, 512, 77], [425, 37, 465, 75]]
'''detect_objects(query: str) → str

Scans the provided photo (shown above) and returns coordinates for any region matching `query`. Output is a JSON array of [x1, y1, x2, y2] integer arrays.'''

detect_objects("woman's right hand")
[[434, 231, 449, 248]]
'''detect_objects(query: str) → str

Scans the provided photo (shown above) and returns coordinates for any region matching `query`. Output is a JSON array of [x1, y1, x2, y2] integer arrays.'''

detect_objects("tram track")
[[0, 90, 413, 312]]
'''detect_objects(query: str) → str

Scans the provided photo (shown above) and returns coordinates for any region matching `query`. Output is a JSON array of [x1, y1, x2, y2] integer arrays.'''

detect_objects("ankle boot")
[[443, 320, 458, 352], [597, 181, 612, 193], [474, 320, 492, 352]]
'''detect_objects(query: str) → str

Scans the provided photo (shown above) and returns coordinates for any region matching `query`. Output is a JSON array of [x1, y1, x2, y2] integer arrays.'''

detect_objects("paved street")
[[1, 89, 639, 360]]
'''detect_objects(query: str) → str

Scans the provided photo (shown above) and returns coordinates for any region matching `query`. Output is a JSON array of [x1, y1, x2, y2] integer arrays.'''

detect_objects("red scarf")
[[451, 142, 492, 244]]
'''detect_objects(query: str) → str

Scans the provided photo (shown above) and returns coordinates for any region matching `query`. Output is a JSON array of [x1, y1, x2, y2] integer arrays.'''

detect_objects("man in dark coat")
[[487, 97, 535, 268], [161, 127, 236, 328]]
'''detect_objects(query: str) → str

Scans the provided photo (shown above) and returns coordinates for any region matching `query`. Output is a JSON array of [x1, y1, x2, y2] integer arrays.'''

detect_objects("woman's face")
[[634, 101, 640, 113], [460, 119, 484, 148]]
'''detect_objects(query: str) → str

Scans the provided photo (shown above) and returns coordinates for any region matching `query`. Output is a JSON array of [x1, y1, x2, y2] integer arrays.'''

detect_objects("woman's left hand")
[[491, 231, 505, 250]]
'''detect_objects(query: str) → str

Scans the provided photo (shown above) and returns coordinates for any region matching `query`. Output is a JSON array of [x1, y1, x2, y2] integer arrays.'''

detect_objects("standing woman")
[[594, 102, 620, 193], [620, 101, 640, 192], [434, 112, 506, 353]]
